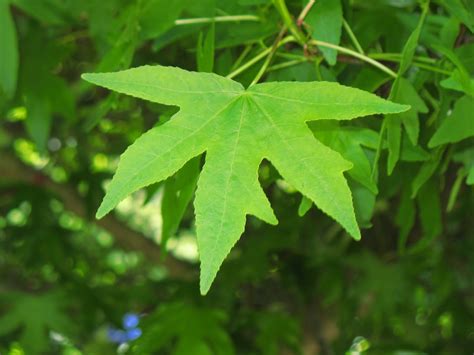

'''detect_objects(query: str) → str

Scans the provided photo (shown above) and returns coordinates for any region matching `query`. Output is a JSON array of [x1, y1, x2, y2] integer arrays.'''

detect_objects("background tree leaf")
[[0, 0, 18, 99]]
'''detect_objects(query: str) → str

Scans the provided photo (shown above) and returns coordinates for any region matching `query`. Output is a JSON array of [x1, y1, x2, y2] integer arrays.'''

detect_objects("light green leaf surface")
[[0, 0, 18, 99], [305, 0, 343, 66], [429, 95, 474, 147], [83, 65, 408, 294]]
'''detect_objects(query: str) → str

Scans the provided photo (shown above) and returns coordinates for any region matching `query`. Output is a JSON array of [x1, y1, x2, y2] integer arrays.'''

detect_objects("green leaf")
[[139, 0, 188, 40], [386, 2, 429, 174], [197, 23, 215, 73], [83, 65, 409, 294], [311, 123, 380, 194], [439, 0, 474, 32], [453, 147, 474, 185], [133, 303, 234, 355], [0, 0, 18, 99], [411, 147, 444, 198], [298, 195, 312, 216], [441, 70, 474, 97], [396, 186, 416, 253], [433, 44, 472, 94], [388, 78, 428, 153], [161, 158, 200, 249], [10, 0, 66, 25], [20, 30, 74, 152], [0, 291, 74, 354], [305, 0, 343, 66], [429, 95, 474, 147], [351, 182, 376, 228]]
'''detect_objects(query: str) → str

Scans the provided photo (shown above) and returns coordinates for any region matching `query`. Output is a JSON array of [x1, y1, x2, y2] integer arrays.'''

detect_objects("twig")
[[175, 15, 260, 26], [297, 0, 316, 27], [250, 28, 289, 86], [309, 39, 398, 78], [342, 19, 364, 54]]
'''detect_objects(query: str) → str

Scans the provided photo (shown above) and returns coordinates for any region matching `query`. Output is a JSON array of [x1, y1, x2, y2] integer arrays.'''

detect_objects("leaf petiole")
[[342, 19, 364, 54], [309, 39, 398, 78], [175, 15, 260, 26], [226, 36, 296, 79]]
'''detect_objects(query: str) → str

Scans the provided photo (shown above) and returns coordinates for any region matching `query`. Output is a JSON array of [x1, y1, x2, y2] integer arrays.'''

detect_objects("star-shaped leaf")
[[0, 291, 74, 353], [82, 66, 408, 294]]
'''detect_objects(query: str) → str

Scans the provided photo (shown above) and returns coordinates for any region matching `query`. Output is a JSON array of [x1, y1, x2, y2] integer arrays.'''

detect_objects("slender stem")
[[368, 55, 452, 75], [175, 15, 260, 26], [267, 58, 308, 72], [276, 52, 307, 60], [309, 39, 398, 78], [272, 0, 306, 44], [447, 168, 467, 212], [230, 44, 253, 71], [250, 32, 293, 85], [342, 19, 365, 54], [226, 48, 272, 79], [297, 0, 316, 26], [369, 52, 437, 64], [226, 37, 296, 79], [371, 120, 387, 180]]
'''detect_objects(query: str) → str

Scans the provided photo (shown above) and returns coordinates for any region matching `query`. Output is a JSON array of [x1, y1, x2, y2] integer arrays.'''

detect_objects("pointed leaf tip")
[[81, 72, 102, 85], [199, 272, 215, 296], [81, 73, 92, 81], [95, 202, 111, 220]]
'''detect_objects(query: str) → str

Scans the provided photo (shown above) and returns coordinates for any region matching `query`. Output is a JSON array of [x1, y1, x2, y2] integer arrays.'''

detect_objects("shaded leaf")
[[429, 95, 474, 147], [386, 2, 429, 174], [0, 291, 74, 354], [0, 0, 18, 99], [132, 303, 234, 355], [305, 0, 343, 65]]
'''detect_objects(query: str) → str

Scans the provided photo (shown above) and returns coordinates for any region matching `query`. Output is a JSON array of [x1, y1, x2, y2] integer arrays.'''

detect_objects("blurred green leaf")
[[305, 0, 343, 65], [0, 0, 18, 99], [429, 95, 474, 147], [0, 291, 74, 354], [132, 303, 234, 355]]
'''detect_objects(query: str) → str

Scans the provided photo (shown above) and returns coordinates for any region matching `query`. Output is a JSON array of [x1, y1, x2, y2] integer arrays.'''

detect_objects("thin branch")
[[226, 36, 296, 79], [250, 29, 289, 86], [0, 152, 194, 280], [309, 39, 398, 78], [267, 58, 308, 72], [272, 0, 306, 44], [297, 0, 316, 27], [175, 15, 260, 26], [342, 19, 364, 54]]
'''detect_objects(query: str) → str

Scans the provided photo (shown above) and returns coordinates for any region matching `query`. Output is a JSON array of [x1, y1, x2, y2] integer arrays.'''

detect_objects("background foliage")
[[0, 0, 473, 354]]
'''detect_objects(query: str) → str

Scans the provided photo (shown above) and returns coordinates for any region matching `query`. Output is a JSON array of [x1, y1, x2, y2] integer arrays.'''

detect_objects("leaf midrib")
[[98, 95, 242, 217], [204, 98, 247, 278], [250, 96, 355, 237]]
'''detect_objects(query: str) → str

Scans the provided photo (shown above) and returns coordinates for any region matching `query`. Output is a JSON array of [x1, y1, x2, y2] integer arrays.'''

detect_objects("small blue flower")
[[108, 312, 142, 344], [107, 328, 129, 344], [126, 328, 142, 341], [123, 313, 140, 329]]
